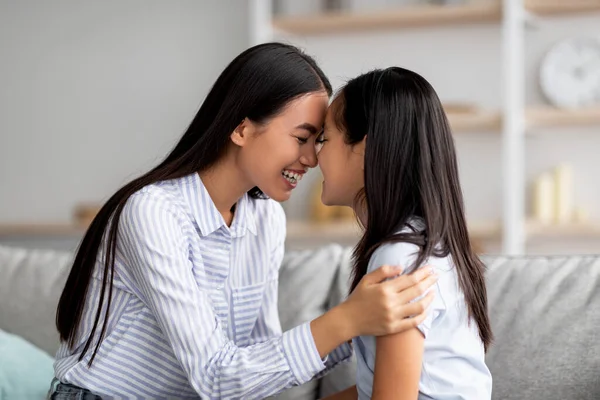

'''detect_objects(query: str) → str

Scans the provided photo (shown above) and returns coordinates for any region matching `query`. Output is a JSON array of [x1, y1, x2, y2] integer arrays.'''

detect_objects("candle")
[[533, 172, 554, 225], [554, 163, 573, 224]]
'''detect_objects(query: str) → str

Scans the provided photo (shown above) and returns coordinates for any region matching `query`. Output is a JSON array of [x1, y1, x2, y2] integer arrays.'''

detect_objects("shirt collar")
[[180, 173, 257, 237]]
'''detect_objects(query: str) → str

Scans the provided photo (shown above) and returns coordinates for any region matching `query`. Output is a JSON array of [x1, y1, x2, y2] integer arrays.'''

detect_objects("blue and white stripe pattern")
[[54, 173, 352, 399]]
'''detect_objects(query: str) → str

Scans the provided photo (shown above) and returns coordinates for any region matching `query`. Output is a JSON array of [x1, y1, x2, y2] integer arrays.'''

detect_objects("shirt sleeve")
[[367, 242, 446, 338], [117, 191, 327, 400], [316, 342, 353, 378]]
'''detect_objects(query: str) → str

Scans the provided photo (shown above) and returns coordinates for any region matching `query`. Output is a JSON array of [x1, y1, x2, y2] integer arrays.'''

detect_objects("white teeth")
[[282, 170, 303, 181], [282, 170, 303, 184]]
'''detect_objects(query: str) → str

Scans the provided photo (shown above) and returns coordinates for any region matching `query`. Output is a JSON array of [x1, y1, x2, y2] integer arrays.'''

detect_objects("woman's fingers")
[[383, 266, 437, 294], [394, 309, 427, 332], [361, 264, 403, 285], [398, 291, 434, 316], [391, 291, 435, 332]]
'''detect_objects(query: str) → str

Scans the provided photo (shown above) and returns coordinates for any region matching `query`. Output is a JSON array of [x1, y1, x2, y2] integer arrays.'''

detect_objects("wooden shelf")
[[286, 219, 500, 242], [272, 1, 600, 35], [448, 111, 502, 132], [273, 2, 501, 34], [526, 220, 600, 239], [445, 106, 600, 132], [0, 223, 87, 237], [525, 106, 600, 129], [526, 0, 600, 16]]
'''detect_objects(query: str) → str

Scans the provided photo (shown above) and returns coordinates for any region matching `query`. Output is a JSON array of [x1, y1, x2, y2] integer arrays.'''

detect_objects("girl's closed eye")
[[315, 132, 327, 153], [316, 132, 327, 144]]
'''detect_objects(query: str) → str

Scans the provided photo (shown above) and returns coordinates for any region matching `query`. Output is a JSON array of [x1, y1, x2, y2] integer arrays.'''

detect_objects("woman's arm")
[[321, 385, 358, 400], [372, 329, 424, 400], [312, 263, 436, 357]]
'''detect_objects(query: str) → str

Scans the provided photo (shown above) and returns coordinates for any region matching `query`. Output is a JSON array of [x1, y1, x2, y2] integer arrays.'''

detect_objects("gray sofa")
[[0, 244, 599, 399]]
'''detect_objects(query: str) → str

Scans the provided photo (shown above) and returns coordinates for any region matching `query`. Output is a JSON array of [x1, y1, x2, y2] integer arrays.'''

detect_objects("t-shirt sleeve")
[[367, 242, 446, 338]]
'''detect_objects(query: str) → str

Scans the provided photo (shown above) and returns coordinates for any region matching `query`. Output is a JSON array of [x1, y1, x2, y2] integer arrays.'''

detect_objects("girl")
[[49, 44, 438, 399], [318, 67, 493, 400]]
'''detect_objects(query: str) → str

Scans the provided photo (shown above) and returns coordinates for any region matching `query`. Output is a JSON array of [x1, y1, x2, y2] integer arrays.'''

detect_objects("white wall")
[[0, 0, 249, 223], [274, 2, 600, 228]]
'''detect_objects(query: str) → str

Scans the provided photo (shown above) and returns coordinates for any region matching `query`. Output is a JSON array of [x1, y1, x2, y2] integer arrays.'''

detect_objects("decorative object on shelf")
[[322, 0, 348, 12], [531, 163, 588, 227], [310, 179, 356, 223], [554, 163, 573, 224], [539, 36, 600, 109], [532, 172, 554, 225], [73, 204, 101, 227]]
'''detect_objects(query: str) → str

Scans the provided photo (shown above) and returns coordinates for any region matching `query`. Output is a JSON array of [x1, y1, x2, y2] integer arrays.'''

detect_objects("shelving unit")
[[249, 0, 600, 254]]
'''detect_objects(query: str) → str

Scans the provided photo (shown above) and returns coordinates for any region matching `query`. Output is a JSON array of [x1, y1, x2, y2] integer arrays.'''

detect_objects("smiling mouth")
[[282, 169, 303, 185]]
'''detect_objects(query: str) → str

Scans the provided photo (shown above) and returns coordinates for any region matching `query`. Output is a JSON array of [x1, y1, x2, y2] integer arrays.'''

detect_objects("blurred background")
[[1, 0, 599, 255]]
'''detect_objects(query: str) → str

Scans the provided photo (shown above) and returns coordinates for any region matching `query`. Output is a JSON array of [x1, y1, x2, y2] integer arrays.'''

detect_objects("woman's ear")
[[230, 118, 253, 147]]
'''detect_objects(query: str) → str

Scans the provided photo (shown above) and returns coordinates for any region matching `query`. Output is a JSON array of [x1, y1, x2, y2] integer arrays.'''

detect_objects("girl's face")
[[316, 99, 365, 208], [233, 91, 329, 202]]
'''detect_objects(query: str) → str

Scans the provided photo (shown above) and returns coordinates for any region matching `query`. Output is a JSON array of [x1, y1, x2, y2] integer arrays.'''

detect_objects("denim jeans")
[[48, 378, 103, 400]]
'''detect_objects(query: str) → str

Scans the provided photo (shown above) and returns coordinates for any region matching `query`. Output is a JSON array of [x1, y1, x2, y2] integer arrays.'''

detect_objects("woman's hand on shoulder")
[[342, 265, 437, 337]]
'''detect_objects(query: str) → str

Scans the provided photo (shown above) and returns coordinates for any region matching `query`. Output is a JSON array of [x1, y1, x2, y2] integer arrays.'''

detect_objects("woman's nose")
[[300, 145, 318, 168]]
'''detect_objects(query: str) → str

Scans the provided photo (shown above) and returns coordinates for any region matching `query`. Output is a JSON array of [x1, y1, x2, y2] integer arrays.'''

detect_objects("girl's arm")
[[372, 329, 424, 400]]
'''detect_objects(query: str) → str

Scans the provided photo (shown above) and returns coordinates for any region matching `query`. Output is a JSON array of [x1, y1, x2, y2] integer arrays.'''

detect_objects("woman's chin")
[[260, 187, 293, 203]]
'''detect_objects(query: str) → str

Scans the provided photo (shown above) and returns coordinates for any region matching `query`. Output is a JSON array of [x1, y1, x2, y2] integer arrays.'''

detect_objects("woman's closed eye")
[[295, 136, 310, 144]]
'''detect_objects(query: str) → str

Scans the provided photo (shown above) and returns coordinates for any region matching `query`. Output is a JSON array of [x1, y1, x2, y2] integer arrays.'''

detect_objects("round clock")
[[539, 36, 600, 109]]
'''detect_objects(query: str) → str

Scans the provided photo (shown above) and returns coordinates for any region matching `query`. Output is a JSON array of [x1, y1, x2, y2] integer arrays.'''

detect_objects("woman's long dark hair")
[[56, 42, 332, 365], [340, 67, 492, 351]]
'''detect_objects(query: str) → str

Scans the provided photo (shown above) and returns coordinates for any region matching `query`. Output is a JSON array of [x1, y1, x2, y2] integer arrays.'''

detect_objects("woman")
[[319, 67, 493, 400], [49, 44, 437, 399]]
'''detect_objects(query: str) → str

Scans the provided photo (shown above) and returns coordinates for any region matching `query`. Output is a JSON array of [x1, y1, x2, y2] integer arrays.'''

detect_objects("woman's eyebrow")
[[294, 122, 319, 134]]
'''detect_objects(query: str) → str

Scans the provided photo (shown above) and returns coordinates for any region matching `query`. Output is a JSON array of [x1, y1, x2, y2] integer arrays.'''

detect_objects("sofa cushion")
[[0, 245, 72, 356], [0, 329, 55, 400], [271, 244, 349, 400], [318, 246, 356, 398], [482, 255, 600, 400]]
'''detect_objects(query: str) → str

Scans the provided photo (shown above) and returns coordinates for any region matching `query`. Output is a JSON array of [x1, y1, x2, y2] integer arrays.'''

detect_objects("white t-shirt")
[[353, 227, 492, 400]]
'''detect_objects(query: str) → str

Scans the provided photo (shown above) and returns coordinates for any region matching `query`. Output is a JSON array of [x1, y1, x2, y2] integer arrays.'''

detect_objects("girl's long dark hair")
[[341, 67, 492, 351], [56, 42, 332, 365]]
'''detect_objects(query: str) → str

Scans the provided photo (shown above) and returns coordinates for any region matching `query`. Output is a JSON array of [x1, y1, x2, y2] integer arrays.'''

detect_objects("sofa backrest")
[[482, 255, 600, 400], [0, 246, 72, 355], [1, 245, 599, 400]]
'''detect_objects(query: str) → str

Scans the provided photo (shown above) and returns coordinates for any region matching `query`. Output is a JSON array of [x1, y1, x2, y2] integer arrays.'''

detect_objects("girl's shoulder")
[[368, 240, 421, 274]]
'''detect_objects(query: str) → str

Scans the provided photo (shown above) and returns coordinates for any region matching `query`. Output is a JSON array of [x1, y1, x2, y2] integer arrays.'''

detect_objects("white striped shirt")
[[54, 173, 352, 399]]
